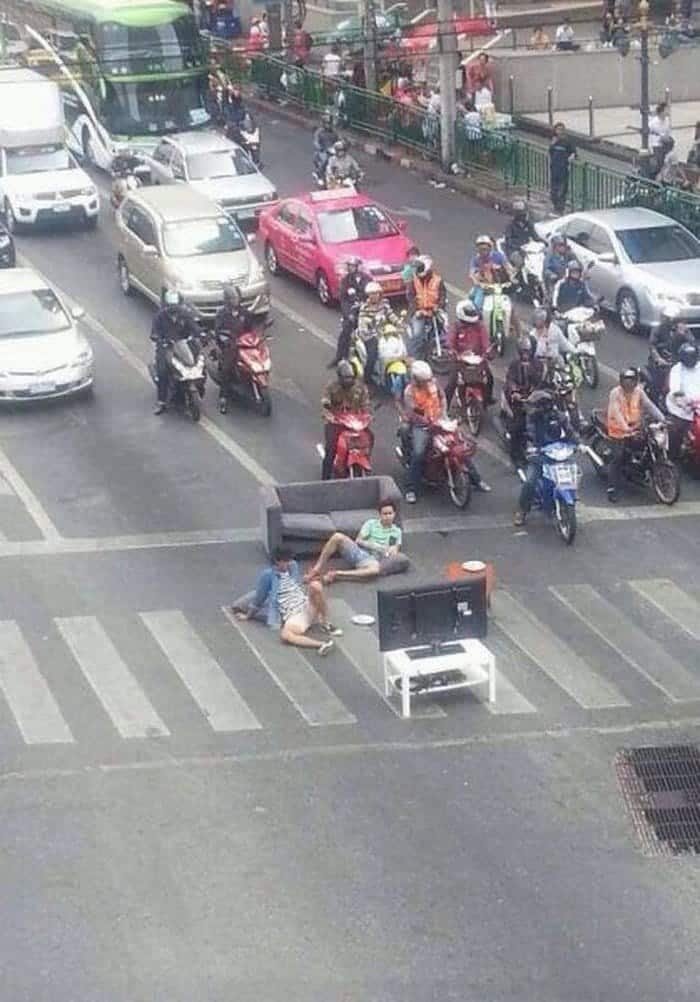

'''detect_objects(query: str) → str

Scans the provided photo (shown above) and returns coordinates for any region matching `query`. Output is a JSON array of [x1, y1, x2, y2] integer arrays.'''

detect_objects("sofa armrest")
[[260, 484, 282, 556]]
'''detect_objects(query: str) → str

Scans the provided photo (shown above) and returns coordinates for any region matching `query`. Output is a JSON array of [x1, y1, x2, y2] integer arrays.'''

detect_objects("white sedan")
[[0, 268, 93, 401]]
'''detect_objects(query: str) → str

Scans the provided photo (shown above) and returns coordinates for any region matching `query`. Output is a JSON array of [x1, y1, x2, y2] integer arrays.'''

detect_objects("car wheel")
[[118, 256, 132, 296], [82, 127, 96, 166], [316, 270, 332, 307], [4, 199, 17, 234], [617, 288, 641, 334], [264, 241, 279, 275]]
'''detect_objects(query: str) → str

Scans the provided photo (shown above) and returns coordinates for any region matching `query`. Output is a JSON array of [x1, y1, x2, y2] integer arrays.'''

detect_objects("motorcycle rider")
[[329, 256, 372, 367], [503, 336, 546, 463], [531, 307, 576, 369], [468, 234, 511, 311], [406, 255, 447, 357], [326, 140, 361, 187], [503, 200, 538, 262], [647, 305, 695, 403], [214, 284, 257, 414], [356, 281, 402, 384], [313, 111, 338, 181], [513, 389, 579, 526], [552, 259, 595, 314], [543, 234, 575, 298], [151, 289, 200, 415], [110, 150, 142, 209], [320, 361, 371, 480], [666, 342, 700, 458], [445, 299, 494, 407], [223, 83, 247, 133], [400, 361, 490, 503], [605, 367, 665, 502]]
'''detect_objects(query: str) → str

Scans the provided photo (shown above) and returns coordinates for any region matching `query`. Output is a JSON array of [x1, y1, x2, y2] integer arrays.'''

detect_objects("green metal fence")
[[224, 53, 700, 235]]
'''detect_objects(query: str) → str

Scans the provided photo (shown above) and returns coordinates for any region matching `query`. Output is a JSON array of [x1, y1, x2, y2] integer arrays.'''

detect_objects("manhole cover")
[[615, 745, 700, 857]]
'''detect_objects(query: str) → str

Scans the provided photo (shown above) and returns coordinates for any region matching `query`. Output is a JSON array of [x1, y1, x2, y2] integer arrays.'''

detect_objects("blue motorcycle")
[[520, 440, 580, 544]]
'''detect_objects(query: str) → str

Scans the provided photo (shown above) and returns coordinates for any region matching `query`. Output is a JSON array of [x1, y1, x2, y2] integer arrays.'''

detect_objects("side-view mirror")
[[71, 306, 85, 320], [142, 244, 158, 257], [397, 219, 408, 232], [597, 252, 617, 265]]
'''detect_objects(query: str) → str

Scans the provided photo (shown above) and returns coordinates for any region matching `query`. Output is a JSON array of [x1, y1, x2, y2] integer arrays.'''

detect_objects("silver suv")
[[115, 186, 270, 318], [144, 131, 278, 230]]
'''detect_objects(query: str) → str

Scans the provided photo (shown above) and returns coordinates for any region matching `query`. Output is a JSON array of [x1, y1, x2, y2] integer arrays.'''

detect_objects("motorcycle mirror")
[[246, 233, 256, 244]]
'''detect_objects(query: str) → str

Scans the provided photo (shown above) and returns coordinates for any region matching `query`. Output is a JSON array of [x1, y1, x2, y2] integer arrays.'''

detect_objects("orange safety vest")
[[412, 382, 443, 423], [607, 385, 642, 439], [413, 273, 441, 312]]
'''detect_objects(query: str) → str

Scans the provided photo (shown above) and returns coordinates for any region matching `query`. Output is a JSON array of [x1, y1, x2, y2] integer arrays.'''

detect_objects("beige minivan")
[[115, 186, 270, 319]]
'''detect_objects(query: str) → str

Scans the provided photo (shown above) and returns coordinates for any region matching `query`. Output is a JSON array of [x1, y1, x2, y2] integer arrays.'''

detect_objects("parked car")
[[0, 267, 92, 401], [536, 207, 700, 334], [143, 131, 277, 230], [115, 185, 269, 319], [259, 188, 413, 306]]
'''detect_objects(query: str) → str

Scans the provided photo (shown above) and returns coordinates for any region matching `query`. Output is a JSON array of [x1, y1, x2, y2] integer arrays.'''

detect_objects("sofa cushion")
[[329, 508, 378, 535], [277, 478, 380, 513], [281, 512, 334, 538]]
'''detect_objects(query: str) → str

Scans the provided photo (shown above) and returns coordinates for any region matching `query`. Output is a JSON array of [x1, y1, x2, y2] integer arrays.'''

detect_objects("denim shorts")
[[339, 538, 377, 568]]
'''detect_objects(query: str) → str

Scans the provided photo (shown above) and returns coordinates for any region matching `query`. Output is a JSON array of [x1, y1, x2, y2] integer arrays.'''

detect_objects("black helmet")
[[337, 359, 355, 386], [517, 335, 533, 357], [223, 284, 242, 309], [678, 342, 699, 368], [544, 414, 563, 441]]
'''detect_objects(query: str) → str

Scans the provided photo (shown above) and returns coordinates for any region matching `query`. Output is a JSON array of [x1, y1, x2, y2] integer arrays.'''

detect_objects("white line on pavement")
[[0, 527, 259, 558], [0, 444, 61, 541], [0, 473, 14, 496], [628, 578, 700, 642], [272, 296, 336, 347], [0, 621, 74, 744]]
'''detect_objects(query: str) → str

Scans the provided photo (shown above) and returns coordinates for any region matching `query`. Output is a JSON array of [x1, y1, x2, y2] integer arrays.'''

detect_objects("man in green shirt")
[[307, 499, 407, 584]]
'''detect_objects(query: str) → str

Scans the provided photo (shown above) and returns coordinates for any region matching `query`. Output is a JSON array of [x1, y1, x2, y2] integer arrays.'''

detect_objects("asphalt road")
[[2, 112, 700, 1002]]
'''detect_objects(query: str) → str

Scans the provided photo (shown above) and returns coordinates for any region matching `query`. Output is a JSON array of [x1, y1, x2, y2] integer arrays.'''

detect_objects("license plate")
[[237, 208, 255, 219], [29, 381, 56, 394], [550, 463, 577, 486], [53, 203, 71, 213], [577, 342, 595, 355], [381, 278, 403, 292]]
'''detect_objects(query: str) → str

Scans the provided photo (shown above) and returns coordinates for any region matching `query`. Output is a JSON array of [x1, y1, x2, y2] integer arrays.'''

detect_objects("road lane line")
[[222, 607, 356, 727], [0, 473, 14, 496], [552, 583, 700, 702], [140, 610, 261, 733], [0, 445, 61, 541], [56, 616, 170, 739], [628, 578, 700, 642], [0, 622, 74, 744], [272, 297, 336, 347], [491, 591, 628, 709], [482, 634, 538, 716], [328, 598, 446, 718]]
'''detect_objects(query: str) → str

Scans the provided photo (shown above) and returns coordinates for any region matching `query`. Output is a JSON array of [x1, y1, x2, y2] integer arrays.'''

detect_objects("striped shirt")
[[277, 572, 307, 623]]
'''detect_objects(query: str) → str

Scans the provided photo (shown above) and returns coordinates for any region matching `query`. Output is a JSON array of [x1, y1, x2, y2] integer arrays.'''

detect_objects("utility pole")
[[638, 0, 650, 153], [437, 0, 457, 166], [363, 0, 378, 92], [282, 0, 295, 59]]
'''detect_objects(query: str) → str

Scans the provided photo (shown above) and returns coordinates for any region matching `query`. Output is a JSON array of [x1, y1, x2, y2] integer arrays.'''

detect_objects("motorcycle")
[[110, 151, 148, 212], [582, 412, 680, 505], [326, 170, 364, 190], [557, 306, 605, 389], [317, 411, 374, 478], [518, 439, 580, 545], [396, 417, 475, 508], [493, 389, 528, 467], [149, 336, 206, 422], [205, 323, 273, 417], [350, 321, 409, 400], [481, 283, 512, 358], [238, 121, 261, 165], [678, 399, 700, 473], [411, 308, 448, 370], [449, 352, 488, 436]]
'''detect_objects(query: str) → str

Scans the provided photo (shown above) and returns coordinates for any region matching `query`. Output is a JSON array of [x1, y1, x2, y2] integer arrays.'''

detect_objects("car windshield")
[[186, 149, 256, 180], [5, 145, 74, 175], [616, 225, 700, 264], [317, 204, 398, 243], [0, 289, 70, 337], [163, 217, 246, 257]]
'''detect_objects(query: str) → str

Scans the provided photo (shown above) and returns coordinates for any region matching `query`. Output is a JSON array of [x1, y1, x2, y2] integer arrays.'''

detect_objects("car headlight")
[[15, 193, 32, 205], [80, 185, 97, 197], [262, 190, 278, 202], [71, 349, 93, 367], [652, 289, 686, 306]]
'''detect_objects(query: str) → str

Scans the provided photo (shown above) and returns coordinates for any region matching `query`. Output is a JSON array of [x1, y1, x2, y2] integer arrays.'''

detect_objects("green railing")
[[222, 53, 700, 236]]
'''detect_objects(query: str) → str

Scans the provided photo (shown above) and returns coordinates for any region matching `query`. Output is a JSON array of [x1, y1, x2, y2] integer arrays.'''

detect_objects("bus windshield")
[[102, 79, 209, 135], [96, 15, 202, 73]]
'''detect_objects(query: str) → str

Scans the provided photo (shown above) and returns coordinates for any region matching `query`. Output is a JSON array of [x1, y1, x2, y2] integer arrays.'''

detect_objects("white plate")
[[351, 614, 375, 626], [462, 561, 486, 572]]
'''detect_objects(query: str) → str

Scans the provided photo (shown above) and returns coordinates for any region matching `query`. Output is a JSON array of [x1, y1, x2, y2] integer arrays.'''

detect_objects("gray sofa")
[[260, 476, 403, 557]]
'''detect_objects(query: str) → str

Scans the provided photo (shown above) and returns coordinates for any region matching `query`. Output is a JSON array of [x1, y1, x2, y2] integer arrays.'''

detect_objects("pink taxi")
[[258, 187, 414, 306]]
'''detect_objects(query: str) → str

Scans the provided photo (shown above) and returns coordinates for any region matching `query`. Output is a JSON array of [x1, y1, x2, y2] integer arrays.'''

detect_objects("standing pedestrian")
[[548, 122, 576, 214], [649, 101, 673, 173]]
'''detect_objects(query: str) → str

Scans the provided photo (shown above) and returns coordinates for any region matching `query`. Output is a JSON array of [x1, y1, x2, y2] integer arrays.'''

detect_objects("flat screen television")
[[377, 578, 487, 652]]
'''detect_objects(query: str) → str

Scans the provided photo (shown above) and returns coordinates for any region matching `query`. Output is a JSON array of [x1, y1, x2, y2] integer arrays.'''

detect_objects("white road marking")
[[328, 598, 446, 719], [0, 527, 259, 558], [492, 590, 628, 709], [56, 616, 170, 739], [222, 607, 356, 727], [0, 473, 14, 496], [0, 622, 74, 744], [0, 444, 61, 541], [483, 634, 538, 715], [629, 578, 700, 642], [140, 610, 261, 733], [552, 583, 700, 702], [272, 297, 336, 347]]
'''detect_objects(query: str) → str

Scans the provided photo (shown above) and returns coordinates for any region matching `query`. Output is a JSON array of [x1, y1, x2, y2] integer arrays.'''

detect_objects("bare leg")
[[280, 622, 324, 649], [307, 579, 329, 623], [327, 561, 381, 582], [309, 532, 351, 577]]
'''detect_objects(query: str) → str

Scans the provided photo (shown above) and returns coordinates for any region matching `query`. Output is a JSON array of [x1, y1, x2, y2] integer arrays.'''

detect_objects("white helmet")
[[475, 234, 493, 248], [365, 281, 382, 295], [411, 360, 432, 382], [456, 299, 480, 323]]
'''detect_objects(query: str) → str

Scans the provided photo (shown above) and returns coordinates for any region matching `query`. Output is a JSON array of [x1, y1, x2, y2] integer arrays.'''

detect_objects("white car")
[[0, 268, 93, 401]]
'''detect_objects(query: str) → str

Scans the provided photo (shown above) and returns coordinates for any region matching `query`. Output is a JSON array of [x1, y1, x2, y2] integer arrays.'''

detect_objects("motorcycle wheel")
[[186, 387, 201, 423], [581, 354, 599, 390], [465, 397, 484, 437], [494, 321, 505, 357], [651, 460, 680, 505], [448, 467, 472, 509], [256, 387, 272, 417], [587, 436, 609, 480], [555, 501, 577, 545]]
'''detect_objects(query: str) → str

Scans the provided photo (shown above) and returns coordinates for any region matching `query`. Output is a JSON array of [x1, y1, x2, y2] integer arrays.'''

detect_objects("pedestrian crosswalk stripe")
[[0, 622, 74, 744], [222, 608, 356, 727], [483, 634, 538, 716], [55, 616, 170, 739], [628, 578, 700, 643], [491, 591, 629, 709], [328, 598, 447, 718], [551, 584, 700, 703], [140, 610, 261, 733]]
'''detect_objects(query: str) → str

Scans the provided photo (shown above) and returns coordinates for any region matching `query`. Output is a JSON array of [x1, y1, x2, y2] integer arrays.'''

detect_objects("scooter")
[[415, 308, 448, 370], [449, 352, 488, 436], [583, 411, 680, 505], [557, 306, 605, 389], [396, 417, 475, 508], [238, 121, 261, 165], [205, 324, 273, 417], [481, 283, 512, 357], [326, 170, 364, 190], [317, 411, 374, 478], [149, 337, 206, 422], [518, 439, 581, 545], [110, 151, 148, 212], [351, 322, 409, 400]]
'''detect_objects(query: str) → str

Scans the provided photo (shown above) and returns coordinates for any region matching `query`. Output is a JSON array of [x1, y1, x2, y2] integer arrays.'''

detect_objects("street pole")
[[363, 0, 378, 93], [639, 0, 650, 153], [437, 0, 457, 166], [282, 0, 295, 59]]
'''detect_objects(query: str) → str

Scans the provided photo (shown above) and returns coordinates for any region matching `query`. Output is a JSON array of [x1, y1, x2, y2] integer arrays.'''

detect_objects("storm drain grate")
[[615, 745, 700, 857]]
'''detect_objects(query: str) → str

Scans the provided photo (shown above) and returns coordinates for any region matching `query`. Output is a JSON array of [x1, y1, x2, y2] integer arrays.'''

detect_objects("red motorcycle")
[[319, 411, 374, 479], [680, 399, 700, 471], [396, 417, 475, 508], [205, 327, 272, 417], [450, 352, 488, 436]]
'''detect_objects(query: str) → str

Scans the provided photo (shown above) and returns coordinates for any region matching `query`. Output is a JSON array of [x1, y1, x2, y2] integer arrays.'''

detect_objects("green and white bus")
[[1, 0, 211, 168]]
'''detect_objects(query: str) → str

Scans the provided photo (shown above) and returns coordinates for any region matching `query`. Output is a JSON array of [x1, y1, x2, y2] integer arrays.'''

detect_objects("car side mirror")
[[597, 252, 617, 265], [143, 244, 158, 257], [71, 306, 85, 320], [397, 219, 408, 232]]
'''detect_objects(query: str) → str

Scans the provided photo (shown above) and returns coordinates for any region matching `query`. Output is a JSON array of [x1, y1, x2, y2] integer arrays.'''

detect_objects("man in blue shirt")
[[468, 234, 510, 311]]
